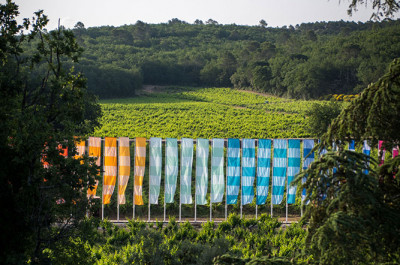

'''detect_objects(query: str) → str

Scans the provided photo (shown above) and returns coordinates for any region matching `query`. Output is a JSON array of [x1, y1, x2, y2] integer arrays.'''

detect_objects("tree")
[[74, 21, 85, 29], [259, 19, 268, 28], [297, 58, 400, 264], [0, 1, 101, 263], [347, 0, 400, 19], [305, 101, 343, 137]]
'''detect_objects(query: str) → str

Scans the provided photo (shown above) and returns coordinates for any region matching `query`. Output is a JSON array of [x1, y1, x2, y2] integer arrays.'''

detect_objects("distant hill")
[[68, 19, 400, 99]]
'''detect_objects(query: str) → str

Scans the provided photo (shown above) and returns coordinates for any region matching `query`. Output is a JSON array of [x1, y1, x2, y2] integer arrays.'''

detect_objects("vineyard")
[[95, 87, 325, 139]]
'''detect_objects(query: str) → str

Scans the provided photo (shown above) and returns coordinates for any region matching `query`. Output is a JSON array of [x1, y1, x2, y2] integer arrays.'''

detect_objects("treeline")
[[67, 19, 400, 98]]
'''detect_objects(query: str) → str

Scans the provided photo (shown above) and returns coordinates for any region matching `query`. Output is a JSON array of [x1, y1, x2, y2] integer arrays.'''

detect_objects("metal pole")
[[256, 205, 258, 219], [164, 141, 166, 222], [148, 178, 151, 222], [102, 139, 105, 220], [225, 144, 228, 221], [240, 139, 243, 219], [270, 140, 274, 218], [286, 139, 288, 224], [194, 197, 197, 222], [210, 201, 212, 222], [117, 139, 120, 222], [133, 140, 136, 220]]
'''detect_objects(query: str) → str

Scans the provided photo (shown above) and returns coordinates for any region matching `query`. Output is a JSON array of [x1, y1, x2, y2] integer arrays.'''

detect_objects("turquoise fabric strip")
[[180, 138, 194, 204], [195, 139, 209, 205], [165, 138, 178, 203], [211, 138, 225, 203], [287, 139, 300, 204], [149, 137, 162, 204]]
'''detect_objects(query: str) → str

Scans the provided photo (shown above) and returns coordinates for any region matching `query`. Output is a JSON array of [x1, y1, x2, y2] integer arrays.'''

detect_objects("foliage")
[[297, 58, 400, 264], [96, 87, 325, 139], [305, 101, 343, 137], [15, 13, 400, 99], [347, 0, 400, 19], [83, 214, 308, 265], [0, 1, 101, 263]]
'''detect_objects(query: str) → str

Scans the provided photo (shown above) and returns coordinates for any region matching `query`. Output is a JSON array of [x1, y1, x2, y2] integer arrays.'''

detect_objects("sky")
[[9, 0, 400, 29]]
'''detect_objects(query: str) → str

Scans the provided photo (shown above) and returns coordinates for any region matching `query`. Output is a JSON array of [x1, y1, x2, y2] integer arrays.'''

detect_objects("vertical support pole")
[[179, 200, 181, 222], [210, 201, 212, 222], [164, 141, 166, 222], [286, 139, 288, 224], [133, 139, 136, 220], [225, 139, 228, 221], [301, 200, 303, 217], [194, 198, 197, 222], [270, 140, 273, 218], [255, 139, 258, 220], [240, 139, 243, 219], [102, 138, 104, 220], [256, 205, 258, 219], [117, 139, 120, 222], [148, 183, 151, 222]]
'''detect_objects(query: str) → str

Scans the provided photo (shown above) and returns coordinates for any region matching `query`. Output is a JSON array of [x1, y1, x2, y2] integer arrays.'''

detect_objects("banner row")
[[70, 137, 388, 207]]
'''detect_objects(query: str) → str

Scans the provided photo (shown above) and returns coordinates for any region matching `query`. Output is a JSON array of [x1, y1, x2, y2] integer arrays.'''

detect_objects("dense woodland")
[[58, 18, 400, 98]]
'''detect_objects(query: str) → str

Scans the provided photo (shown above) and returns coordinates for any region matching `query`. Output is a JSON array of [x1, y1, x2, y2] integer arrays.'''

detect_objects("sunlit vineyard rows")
[[95, 88, 327, 139]]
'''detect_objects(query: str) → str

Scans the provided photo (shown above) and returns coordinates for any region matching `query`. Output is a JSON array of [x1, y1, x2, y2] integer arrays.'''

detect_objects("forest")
[[64, 18, 400, 99]]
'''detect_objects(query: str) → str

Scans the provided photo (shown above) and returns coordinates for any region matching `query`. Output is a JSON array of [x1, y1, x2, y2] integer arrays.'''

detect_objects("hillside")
[[95, 87, 331, 139], [67, 19, 400, 99]]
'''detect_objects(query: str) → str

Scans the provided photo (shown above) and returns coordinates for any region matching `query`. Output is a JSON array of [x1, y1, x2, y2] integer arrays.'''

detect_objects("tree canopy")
[[0, 1, 101, 263]]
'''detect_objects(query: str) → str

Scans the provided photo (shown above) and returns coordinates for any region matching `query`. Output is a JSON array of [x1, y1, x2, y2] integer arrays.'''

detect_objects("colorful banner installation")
[[302, 139, 314, 202], [88, 137, 101, 198], [103, 137, 117, 205], [118, 137, 130, 205], [272, 139, 287, 205], [363, 140, 371, 175], [134, 138, 146, 205], [226, 138, 240, 205], [195, 138, 209, 205], [242, 139, 256, 205], [287, 139, 301, 204], [256, 139, 271, 205], [165, 138, 178, 203], [180, 138, 194, 204], [211, 138, 225, 203], [149, 137, 162, 204]]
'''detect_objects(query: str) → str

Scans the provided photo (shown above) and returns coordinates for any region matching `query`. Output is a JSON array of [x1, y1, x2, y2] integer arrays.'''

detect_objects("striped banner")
[[256, 139, 271, 205], [363, 140, 371, 175], [242, 139, 256, 205], [348, 140, 355, 151], [378, 140, 385, 166], [88, 137, 101, 198], [195, 139, 209, 205], [165, 138, 178, 203], [302, 140, 314, 202], [74, 139, 85, 160], [149, 137, 162, 204], [134, 138, 146, 205], [103, 137, 117, 205], [118, 137, 130, 205], [393, 146, 399, 158], [180, 138, 193, 204], [272, 139, 287, 205], [226, 139, 240, 205], [211, 138, 225, 203], [287, 139, 301, 204]]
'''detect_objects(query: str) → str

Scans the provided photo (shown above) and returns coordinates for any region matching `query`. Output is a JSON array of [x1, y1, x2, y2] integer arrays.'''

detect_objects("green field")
[[95, 87, 322, 139]]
